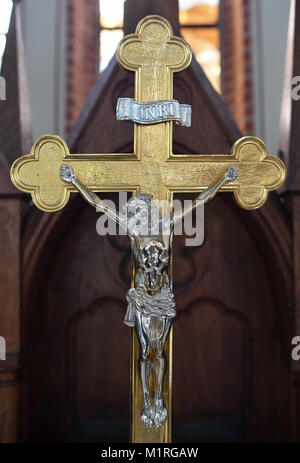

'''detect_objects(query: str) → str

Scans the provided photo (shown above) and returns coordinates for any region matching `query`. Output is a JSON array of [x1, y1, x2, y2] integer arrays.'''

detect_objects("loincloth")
[[124, 286, 176, 327]]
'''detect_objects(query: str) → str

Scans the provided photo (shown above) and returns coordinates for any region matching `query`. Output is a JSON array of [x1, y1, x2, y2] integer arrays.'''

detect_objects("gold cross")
[[10, 16, 285, 213], [10, 15, 286, 443]]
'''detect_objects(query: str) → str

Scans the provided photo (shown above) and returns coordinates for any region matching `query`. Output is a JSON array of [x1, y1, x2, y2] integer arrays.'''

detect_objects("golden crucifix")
[[10, 16, 285, 443]]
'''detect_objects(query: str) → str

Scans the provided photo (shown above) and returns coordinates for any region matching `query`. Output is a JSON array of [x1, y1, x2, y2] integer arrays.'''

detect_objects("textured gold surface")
[[10, 15, 287, 443], [10, 131, 285, 212], [10, 16, 285, 213]]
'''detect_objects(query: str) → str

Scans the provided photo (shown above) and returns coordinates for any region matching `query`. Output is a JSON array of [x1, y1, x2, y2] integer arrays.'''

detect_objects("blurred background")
[[0, 0, 298, 444], [0, 0, 292, 154]]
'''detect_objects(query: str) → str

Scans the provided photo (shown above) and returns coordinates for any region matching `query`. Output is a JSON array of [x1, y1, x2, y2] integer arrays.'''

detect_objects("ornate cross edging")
[[10, 132, 285, 212], [10, 15, 285, 213]]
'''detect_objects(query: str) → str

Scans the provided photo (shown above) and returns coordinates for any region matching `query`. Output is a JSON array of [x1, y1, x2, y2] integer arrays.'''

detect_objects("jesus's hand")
[[60, 164, 76, 184], [225, 166, 238, 181]]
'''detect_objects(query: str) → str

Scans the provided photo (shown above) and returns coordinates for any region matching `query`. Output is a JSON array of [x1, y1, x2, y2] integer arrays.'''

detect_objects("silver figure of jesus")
[[60, 163, 237, 428]]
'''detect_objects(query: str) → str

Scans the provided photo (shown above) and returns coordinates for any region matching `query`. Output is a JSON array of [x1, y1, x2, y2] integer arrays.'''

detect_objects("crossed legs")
[[153, 316, 172, 427], [135, 311, 172, 427]]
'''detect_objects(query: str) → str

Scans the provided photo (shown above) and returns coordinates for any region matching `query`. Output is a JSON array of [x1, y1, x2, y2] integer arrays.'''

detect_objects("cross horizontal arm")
[[164, 156, 284, 210], [10, 135, 141, 211], [10, 135, 286, 212]]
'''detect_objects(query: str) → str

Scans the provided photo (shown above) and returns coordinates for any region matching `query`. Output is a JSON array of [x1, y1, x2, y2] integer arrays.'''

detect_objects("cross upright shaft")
[[117, 15, 191, 199]]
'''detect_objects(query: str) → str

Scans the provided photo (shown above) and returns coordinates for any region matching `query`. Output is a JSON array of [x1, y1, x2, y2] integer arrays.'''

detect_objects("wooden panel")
[[69, 298, 130, 422], [22, 204, 131, 442], [20, 194, 293, 442], [173, 196, 292, 442], [0, 196, 21, 442]]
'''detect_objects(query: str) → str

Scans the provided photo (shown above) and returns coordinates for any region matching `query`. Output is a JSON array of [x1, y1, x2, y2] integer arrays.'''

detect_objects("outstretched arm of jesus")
[[172, 166, 238, 226], [60, 164, 126, 229]]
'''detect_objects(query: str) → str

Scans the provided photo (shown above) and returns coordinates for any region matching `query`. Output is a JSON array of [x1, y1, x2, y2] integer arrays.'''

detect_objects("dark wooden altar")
[[0, 0, 298, 443]]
